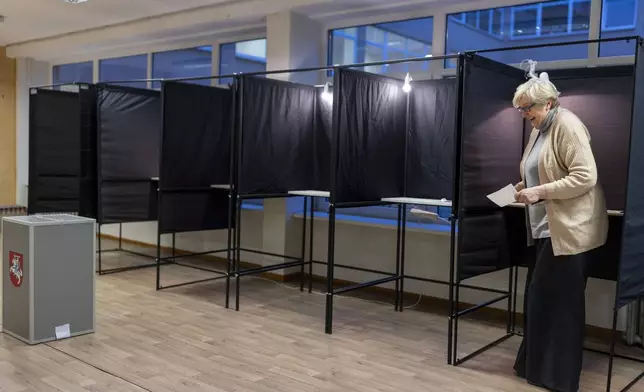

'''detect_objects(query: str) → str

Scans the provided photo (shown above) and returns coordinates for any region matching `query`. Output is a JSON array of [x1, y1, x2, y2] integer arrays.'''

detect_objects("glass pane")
[[219, 39, 266, 85], [332, 35, 356, 65], [599, 0, 640, 57], [328, 17, 433, 76], [387, 50, 408, 74], [466, 11, 478, 28], [387, 32, 406, 50], [571, 0, 591, 32], [492, 9, 504, 36], [407, 38, 426, 53], [480, 10, 491, 33], [99, 54, 147, 89], [366, 26, 385, 43], [235, 39, 266, 61], [364, 44, 384, 73], [541, 4, 570, 35], [338, 27, 357, 37], [152, 46, 212, 89], [53, 61, 93, 85], [446, 1, 591, 68], [513, 8, 538, 37]]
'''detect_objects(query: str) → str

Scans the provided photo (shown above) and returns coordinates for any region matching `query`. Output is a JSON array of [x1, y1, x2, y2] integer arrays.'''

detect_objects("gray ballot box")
[[2, 214, 95, 344]]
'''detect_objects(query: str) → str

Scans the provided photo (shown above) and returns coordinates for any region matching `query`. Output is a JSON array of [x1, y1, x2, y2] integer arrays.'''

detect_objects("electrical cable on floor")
[[41, 338, 153, 392], [249, 275, 423, 310], [2, 331, 151, 391]]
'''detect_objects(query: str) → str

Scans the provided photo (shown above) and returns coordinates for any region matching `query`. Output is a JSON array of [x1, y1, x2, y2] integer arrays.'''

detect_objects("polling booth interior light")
[[321, 82, 333, 103], [403, 73, 412, 93]]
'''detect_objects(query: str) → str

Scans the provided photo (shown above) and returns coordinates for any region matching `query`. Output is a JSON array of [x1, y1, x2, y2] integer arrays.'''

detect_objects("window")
[[313, 198, 452, 231], [446, 0, 591, 67], [599, 0, 640, 56], [53, 61, 93, 88], [151, 46, 212, 89], [218, 38, 267, 85], [99, 54, 148, 89], [328, 17, 434, 76]]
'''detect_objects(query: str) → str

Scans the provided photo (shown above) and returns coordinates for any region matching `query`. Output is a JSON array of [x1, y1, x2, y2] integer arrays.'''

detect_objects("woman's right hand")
[[515, 182, 525, 192]]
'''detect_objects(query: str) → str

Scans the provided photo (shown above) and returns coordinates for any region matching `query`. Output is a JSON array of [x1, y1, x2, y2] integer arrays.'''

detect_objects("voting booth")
[[2, 214, 95, 345]]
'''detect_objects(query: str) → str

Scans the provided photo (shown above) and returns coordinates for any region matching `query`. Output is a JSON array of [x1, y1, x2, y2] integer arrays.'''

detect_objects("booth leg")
[[512, 266, 519, 333], [507, 267, 514, 334], [172, 233, 176, 263], [156, 230, 162, 291], [300, 197, 308, 292], [606, 306, 620, 392], [395, 205, 402, 312], [325, 205, 336, 334], [235, 197, 243, 312], [447, 217, 457, 365], [224, 206, 233, 310], [308, 198, 314, 294], [399, 206, 407, 312], [97, 225, 103, 275], [118, 223, 123, 250]]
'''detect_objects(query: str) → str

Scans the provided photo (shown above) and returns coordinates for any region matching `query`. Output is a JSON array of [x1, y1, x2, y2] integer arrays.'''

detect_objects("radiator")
[[624, 299, 644, 347], [0, 205, 27, 234]]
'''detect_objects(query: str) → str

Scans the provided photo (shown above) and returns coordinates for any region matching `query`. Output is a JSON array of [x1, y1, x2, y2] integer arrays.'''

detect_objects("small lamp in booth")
[[321, 82, 333, 103], [402, 73, 412, 93]]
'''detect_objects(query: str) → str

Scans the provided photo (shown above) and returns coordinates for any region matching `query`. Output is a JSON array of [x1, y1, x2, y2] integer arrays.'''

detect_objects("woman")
[[511, 67, 609, 392]]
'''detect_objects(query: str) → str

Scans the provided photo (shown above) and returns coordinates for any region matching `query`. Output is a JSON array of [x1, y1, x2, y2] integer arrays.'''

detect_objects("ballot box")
[[2, 214, 95, 344]]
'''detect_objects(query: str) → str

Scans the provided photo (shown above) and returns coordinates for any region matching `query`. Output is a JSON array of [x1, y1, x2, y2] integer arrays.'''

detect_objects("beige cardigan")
[[518, 108, 609, 256]]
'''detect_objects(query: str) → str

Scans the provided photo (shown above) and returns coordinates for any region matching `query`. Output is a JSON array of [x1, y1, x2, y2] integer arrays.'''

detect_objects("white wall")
[[288, 215, 625, 331]]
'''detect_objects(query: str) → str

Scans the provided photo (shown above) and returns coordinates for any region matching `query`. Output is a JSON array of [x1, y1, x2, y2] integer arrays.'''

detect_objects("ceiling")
[[2, 0, 488, 61], [0, 0, 448, 47], [0, 0, 239, 45]]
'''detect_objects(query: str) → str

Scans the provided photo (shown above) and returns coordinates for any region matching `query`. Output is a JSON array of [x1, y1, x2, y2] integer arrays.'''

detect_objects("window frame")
[[601, 0, 638, 31], [327, 16, 434, 75]]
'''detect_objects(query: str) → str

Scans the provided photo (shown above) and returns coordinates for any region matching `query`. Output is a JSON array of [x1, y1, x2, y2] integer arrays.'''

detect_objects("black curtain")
[[618, 47, 644, 308], [97, 85, 161, 224], [458, 54, 525, 281], [406, 78, 457, 200], [158, 81, 233, 234], [238, 77, 317, 195], [333, 69, 407, 204], [544, 66, 633, 211], [79, 86, 98, 219], [541, 66, 634, 281], [313, 93, 333, 192], [28, 88, 81, 214]]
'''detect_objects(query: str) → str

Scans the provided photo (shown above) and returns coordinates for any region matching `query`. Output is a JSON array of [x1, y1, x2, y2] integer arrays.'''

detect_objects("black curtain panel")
[[313, 93, 333, 192], [97, 85, 161, 224], [544, 66, 633, 212], [333, 69, 407, 204], [618, 48, 644, 308], [28, 88, 81, 214], [459, 55, 525, 211], [238, 76, 317, 195], [457, 54, 525, 281], [79, 85, 98, 219], [406, 78, 457, 200], [158, 81, 234, 234]]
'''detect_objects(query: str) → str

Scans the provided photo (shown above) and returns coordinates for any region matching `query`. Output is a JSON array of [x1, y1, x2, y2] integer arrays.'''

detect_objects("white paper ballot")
[[487, 184, 517, 207], [55, 324, 71, 340]]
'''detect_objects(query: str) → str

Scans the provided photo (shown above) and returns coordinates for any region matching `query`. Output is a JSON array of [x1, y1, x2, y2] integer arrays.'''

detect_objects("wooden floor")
[[1, 241, 643, 392]]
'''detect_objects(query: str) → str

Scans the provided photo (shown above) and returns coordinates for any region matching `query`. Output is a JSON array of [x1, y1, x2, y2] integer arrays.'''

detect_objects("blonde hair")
[[512, 59, 560, 108]]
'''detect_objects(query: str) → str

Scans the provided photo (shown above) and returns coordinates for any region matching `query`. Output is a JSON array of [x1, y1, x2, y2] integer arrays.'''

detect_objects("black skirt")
[[514, 237, 589, 392]]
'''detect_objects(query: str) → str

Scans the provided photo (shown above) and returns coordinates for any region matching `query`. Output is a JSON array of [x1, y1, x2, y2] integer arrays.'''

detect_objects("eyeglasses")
[[517, 103, 536, 113]]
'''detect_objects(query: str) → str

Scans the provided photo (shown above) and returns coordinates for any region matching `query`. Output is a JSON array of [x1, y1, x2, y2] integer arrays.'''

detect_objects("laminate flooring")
[[0, 240, 643, 392]]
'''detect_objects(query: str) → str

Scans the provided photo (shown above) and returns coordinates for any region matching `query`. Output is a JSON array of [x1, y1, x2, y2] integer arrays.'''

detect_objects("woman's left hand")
[[516, 186, 546, 205]]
